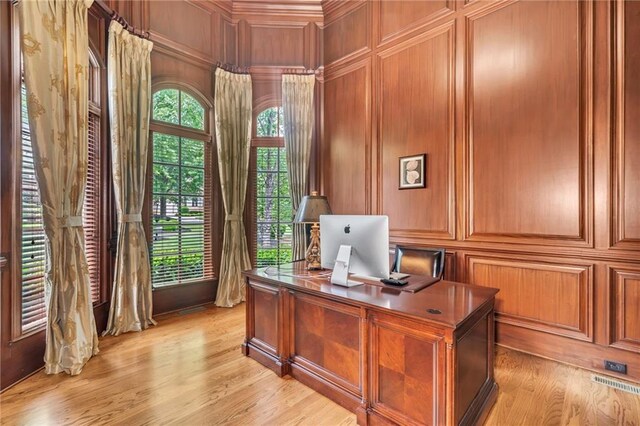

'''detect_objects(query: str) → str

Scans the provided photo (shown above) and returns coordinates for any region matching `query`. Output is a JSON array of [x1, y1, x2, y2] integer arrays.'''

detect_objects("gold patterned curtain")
[[18, 0, 99, 375], [214, 68, 252, 307], [282, 74, 316, 260], [104, 21, 155, 336]]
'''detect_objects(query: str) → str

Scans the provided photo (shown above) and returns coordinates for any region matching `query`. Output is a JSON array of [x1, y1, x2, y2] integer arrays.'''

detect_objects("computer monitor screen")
[[320, 215, 389, 280]]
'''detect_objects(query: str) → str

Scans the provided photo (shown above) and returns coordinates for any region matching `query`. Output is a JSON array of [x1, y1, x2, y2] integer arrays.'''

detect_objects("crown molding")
[[207, 0, 323, 20], [322, 0, 364, 20]]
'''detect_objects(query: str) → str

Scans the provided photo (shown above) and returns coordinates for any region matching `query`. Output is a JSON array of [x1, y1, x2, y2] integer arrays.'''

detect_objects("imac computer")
[[320, 215, 389, 286]]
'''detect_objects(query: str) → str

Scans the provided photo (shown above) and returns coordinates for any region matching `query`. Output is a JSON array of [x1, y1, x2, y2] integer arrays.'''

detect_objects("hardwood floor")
[[1, 304, 638, 425]]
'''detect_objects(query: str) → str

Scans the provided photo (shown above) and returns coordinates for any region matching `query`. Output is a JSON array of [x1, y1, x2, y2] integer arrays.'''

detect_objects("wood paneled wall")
[[321, 0, 640, 383]]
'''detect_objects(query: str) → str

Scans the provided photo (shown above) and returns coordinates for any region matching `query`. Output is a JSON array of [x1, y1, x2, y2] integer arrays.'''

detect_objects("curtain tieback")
[[225, 214, 241, 222], [120, 213, 142, 223], [59, 216, 83, 228]]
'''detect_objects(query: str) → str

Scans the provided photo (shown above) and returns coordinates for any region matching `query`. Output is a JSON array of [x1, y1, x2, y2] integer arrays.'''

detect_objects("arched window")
[[250, 105, 292, 267], [150, 86, 213, 287], [152, 88, 205, 131], [256, 106, 284, 137]]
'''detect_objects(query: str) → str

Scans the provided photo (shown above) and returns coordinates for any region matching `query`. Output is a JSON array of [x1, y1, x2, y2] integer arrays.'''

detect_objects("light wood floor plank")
[[1, 304, 638, 426]]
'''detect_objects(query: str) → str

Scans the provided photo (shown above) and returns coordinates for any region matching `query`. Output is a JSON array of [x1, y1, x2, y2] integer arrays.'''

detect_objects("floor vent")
[[592, 374, 640, 395], [178, 306, 207, 316]]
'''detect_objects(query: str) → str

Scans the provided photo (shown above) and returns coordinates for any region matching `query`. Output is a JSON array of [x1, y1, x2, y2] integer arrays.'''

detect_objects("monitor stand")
[[330, 245, 363, 287]]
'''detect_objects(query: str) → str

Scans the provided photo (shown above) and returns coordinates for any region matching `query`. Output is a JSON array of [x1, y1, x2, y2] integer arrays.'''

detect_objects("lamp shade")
[[294, 191, 332, 223]]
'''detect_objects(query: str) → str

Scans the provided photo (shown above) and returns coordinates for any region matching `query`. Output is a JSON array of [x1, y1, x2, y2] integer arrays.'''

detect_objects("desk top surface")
[[243, 261, 499, 328]]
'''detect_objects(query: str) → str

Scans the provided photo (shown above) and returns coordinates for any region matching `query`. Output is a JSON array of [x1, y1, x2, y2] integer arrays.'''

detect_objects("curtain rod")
[[215, 62, 251, 75], [94, 0, 150, 40], [282, 68, 322, 76]]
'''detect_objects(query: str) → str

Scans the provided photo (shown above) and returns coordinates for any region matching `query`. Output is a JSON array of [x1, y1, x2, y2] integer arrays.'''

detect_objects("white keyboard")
[[351, 272, 410, 281], [390, 272, 410, 280]]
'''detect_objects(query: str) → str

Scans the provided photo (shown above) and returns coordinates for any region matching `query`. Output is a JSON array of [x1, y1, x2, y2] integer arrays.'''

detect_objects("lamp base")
[[305, 222, 322, 270]]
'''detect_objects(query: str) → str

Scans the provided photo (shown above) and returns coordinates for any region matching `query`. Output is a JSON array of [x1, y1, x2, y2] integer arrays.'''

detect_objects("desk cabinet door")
[[290, 292, 362, 395], [247, 280, 281, 357], [369, 312, 446, 426]]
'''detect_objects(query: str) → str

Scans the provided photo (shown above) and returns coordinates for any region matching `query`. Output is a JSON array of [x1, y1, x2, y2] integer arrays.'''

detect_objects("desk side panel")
[[452, 306, 497, 425]]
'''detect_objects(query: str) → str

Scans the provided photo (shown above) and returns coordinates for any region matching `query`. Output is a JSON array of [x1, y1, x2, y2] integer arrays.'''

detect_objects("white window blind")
[[151, 134, 210, 286], [20, 81, 47, 333], [85, 107, 101, 304]]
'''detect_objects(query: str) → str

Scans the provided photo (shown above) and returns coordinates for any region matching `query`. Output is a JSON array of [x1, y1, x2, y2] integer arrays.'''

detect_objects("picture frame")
[[399, 154, 426, 189]]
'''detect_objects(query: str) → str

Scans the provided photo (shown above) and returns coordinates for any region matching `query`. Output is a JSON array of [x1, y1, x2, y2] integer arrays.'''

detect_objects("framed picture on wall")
[[399, 154, 426, 189]]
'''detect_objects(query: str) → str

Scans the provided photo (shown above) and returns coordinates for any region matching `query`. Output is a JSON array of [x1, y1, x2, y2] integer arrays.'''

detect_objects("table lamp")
[[293, 191, 332, 270]]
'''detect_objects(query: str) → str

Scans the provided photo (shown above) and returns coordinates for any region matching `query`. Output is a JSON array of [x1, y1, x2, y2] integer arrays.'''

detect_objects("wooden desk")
[[242, 262, 499, 425]]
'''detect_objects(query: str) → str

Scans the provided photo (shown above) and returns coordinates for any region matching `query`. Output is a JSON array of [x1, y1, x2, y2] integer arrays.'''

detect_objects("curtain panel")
[[214, 68, 252, 308], [282, 74, 316, 260], [18, 0, 99, 375], [104, 21, 155, 336]]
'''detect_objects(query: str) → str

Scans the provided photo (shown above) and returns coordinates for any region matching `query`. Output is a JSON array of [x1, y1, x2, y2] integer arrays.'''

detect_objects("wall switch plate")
[[604, 360, 627, 374]]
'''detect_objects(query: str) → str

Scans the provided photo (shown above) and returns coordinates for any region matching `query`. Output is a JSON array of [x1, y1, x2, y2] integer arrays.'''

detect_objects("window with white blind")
[[254, 147, 292, 267], [251, 106, 292, 267], [18, 54, 102, 334], [19, 80, 46, 333], [150, 88, 213, 287], [85, 51, 102, 304]]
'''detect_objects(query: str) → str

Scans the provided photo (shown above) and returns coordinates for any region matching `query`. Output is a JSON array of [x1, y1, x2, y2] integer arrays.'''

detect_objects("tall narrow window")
[[18, 52, 103, 334], [150, 88, 213, 287], [85, 50, 102, 304], [19, 77, 46, 333], [252, 107, 292, 267]]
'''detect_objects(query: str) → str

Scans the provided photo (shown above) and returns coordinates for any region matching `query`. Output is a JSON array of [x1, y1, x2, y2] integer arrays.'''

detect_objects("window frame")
[[86, 46, 105, 306], [247, 102, 296, 268], [147, 81, 216, 289], [9, 15, 110, 340]]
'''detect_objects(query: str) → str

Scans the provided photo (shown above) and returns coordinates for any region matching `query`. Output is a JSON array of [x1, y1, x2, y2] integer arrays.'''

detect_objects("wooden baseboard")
[[497, 323, 640, 384]]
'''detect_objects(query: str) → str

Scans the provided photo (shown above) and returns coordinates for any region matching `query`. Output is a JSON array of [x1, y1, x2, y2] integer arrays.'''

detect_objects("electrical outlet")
[[604, 360, 627, 374]]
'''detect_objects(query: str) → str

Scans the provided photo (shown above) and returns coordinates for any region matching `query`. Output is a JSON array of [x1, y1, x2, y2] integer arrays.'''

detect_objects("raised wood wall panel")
[[149, 1, 215, 61], [151, 53, 213, 95], [622, 1, 640, 242], [248, 24, 306, 66], [324, 2, 370, 66], [467, 0, 592, 245], [323, 61, 370, 214], [223, 19, 237, 63], [610, 267, 640, 353], [378, 0, 452, 45], [613, 0, 640, 248], [378, 25, 455, 241], [466, 255, 593, 342]]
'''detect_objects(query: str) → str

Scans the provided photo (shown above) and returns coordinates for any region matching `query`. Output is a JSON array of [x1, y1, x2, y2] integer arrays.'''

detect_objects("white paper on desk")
[[331, 245, 351, 285]]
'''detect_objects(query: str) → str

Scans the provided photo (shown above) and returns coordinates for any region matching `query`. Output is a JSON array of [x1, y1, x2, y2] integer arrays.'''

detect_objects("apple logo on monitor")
[[344, 225, 351, 234]]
